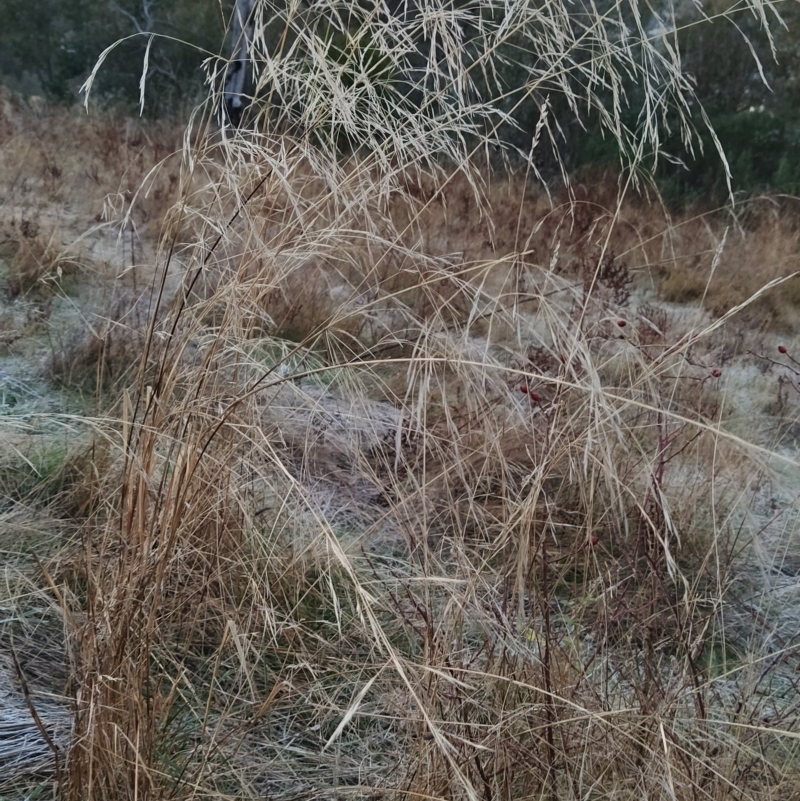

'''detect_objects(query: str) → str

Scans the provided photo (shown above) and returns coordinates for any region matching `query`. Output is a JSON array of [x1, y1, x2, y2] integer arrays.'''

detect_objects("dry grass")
[[36, 154, 798, 800], [657, 197, 800, 329], [4, 135, 800, 800], [0, 87, 186, 405], [2, 0, 800, 798]]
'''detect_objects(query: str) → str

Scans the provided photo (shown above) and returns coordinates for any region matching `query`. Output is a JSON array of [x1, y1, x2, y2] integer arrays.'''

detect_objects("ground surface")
[[2, 91, 800, 799]]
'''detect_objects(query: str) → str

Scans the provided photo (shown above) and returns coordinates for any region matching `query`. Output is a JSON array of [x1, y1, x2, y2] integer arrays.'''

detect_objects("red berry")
[[530, 392, 541, 403], [617, 319, 626, 328], [779, 345, 788, 354], [711, 369, 721, 378], [520, 385, 529, 394], [590, 536, 599, 546]]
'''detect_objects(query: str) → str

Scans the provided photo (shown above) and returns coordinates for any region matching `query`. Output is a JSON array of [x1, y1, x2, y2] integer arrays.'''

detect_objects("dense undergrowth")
[[2, 0, 800, 797]]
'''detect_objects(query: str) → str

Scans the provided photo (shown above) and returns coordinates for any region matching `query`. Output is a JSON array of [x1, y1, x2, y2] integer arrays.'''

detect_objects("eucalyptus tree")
[[222, 0, 256, 125]]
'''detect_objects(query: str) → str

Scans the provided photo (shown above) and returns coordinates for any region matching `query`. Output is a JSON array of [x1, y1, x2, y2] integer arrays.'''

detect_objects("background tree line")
[[0, 0, 224, 114], [647, 0, 800, 201], [0, 0, 798, 202]]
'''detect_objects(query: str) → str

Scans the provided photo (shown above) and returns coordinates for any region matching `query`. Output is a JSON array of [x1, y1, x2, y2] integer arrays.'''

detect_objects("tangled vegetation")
[[1, 1, 800, 799]]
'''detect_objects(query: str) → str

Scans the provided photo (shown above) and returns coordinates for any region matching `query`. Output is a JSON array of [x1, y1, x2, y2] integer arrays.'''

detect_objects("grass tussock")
[[2, 0, 800, 797], [48, 149, 800, 800], [3, 130, 800, 799]]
